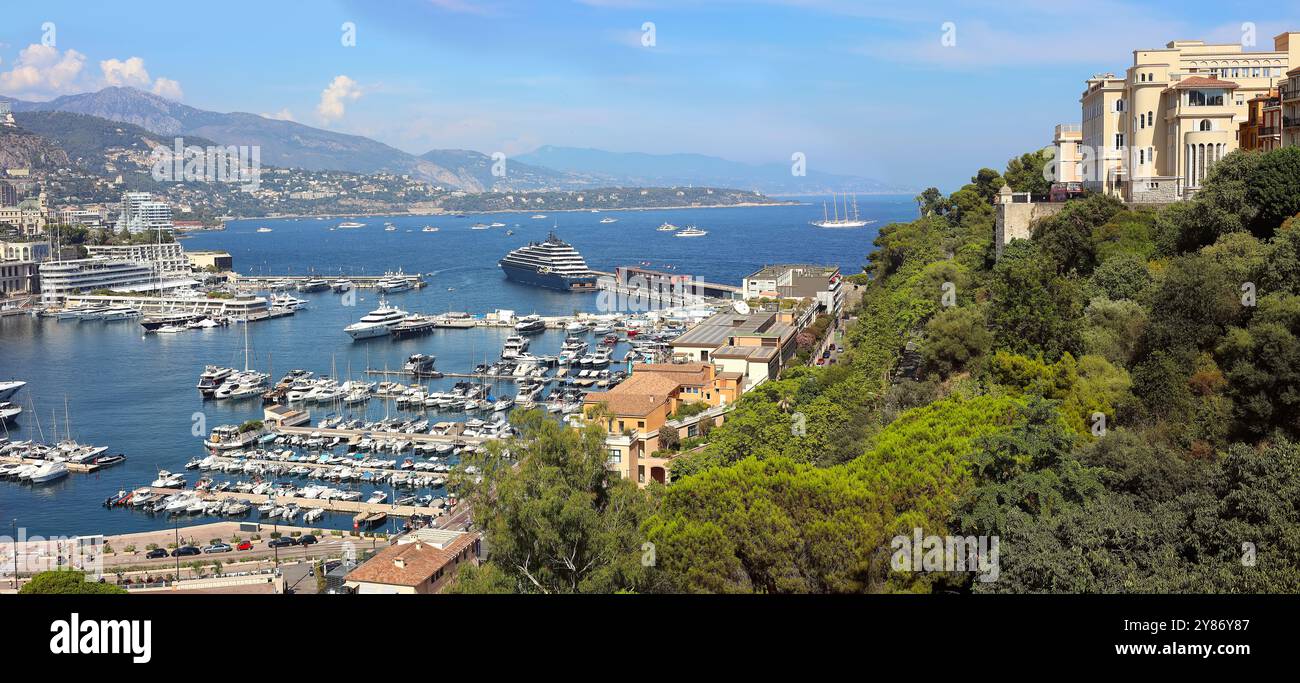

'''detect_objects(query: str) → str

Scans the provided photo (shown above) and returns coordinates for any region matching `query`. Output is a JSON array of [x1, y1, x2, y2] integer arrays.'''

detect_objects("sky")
[[1, 0, 1298, 190]]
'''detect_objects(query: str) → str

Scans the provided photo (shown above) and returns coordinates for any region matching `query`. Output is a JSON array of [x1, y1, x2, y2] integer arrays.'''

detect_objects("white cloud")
[[100, 56, 152, 88], [0, 44, 87, 99], [261, 108, 295, 121], [151, 77, 183, 100], [317, 75, 362, 124], [0, 44, 184, 101]]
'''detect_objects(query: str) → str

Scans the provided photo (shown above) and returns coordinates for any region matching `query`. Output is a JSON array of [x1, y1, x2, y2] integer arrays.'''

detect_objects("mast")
[[831, 191, 839, 221]]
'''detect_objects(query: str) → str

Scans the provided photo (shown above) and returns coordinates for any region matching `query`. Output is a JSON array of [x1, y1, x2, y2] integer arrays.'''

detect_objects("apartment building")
[[1239, 88, 1282, 151], [582, 362, 741, 486], [1077, 32, 1300, 202], [344, 529, 481, 595], [1283, 67, 1300, 147], [742, 264, 845, 316], [118, 192, 173, 233], [669, 309, 799, 390]]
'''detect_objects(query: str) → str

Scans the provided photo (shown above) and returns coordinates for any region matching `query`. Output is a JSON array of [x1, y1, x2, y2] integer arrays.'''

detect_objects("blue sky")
[[1, 0, 1298, 190]]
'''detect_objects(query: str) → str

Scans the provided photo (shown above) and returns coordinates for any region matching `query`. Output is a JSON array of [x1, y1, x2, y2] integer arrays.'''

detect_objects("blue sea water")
[[0, 196, 915, 536]]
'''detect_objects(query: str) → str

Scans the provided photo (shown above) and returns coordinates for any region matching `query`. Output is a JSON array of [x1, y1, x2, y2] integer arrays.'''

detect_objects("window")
[[1199, 119, 1213, 132], [1115, 133, 1125, 148], [1115, 99, 1125, 112], [607, 449, 621, 464], [1139, 149, 1145, 164]]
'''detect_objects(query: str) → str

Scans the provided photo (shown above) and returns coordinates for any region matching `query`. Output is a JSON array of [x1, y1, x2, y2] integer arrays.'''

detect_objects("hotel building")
[[1077, 32, 1300, 202], [84, 242, 192, 274]]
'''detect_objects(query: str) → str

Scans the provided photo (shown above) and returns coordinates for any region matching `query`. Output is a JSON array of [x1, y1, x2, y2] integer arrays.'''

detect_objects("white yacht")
[[337, 221, 365, 229], [378, 278, 413, 293], [502, 335, 530, 359], [332, 279, 354, 293], [0, 402, 22, 423], [29, 461, 68, 484], [344, 300, 408, 340], [599, 217, 618, 224], [0, 380, 26, 401], [675, 226, 708, 237], [514, 314, 546, 334]]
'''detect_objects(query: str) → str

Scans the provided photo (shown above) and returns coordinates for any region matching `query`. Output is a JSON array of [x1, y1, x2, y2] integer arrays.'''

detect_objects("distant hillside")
[[11, 111, 218, 165], [515, 145, 911, 194], [4, 87, 467, 186], [417, 149, 604, 192], [0, 124, 71, 171]]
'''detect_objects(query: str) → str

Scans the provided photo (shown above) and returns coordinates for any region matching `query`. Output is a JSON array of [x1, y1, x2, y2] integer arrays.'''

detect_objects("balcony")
[[1285, 117, 1300, 129], [1283, 87, 1300, 103]]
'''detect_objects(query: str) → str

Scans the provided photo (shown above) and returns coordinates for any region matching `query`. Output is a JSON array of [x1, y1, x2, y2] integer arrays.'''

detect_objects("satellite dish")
[[732, 301, 751, 315]]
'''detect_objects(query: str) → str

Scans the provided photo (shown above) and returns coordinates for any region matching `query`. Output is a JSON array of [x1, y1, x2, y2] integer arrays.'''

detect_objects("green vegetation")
[[19, 570, 127, 594], [238, 420, 263, 433], [456, 147, 1300, 593]]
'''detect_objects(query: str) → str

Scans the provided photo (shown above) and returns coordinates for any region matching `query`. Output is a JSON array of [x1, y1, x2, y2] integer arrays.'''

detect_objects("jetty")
[[231, 273, 426, 290], [146, 486, 443, 521]]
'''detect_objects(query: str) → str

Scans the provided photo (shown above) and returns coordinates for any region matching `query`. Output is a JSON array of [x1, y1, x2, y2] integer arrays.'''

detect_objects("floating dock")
[[146, 486, 443, 521]]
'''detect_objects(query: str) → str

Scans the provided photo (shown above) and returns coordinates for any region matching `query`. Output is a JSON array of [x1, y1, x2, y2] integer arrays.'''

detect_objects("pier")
[[146, 486, 444, 520], [0, 455, 118, 474], [231, 273, 426, 290], [273, 424, 491, 446]]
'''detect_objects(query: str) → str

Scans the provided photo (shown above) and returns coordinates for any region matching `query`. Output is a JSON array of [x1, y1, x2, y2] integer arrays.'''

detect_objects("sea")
[[0, 196, 915, 537]]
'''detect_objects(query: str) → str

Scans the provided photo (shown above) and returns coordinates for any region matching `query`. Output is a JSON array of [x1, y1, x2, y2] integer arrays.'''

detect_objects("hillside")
[[515, 145, 911, 195], [0, 125, 71, 171], [11, 111, 218, 166]]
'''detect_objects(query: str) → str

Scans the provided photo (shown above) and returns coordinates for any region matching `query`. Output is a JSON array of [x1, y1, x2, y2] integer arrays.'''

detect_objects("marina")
[[0, 199, 908, 537]]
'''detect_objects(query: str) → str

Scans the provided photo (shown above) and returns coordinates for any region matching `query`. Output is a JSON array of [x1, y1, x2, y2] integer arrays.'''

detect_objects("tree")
[[19, 571, 127, 594], [921, 305, 992, 378], [1215, 292, 1300, 438], [915, 187, 948, 217], [1032, 193, 1125, 275], [454, 412, 658, 593], [987, 241, 1084, 360], [1245, 146, 1300, 236], [1003, 149, 1052, 195], [1089, 253, 1151, 301]]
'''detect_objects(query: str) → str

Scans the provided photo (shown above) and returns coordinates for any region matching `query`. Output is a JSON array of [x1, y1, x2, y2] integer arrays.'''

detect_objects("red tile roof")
[[344, 532, 478, 587], [1170, 76, 1239, 89]]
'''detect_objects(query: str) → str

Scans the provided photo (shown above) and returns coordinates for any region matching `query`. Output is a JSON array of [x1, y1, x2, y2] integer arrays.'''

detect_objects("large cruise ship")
[[498, 233, 597, 291]]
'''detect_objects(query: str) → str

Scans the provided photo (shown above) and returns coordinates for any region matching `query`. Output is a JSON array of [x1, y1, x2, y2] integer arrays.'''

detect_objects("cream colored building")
[[1077, 32, 1300, 202]]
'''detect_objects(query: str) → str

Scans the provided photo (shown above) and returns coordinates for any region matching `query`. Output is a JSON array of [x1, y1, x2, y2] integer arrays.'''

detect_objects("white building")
[[38, 259, 196, 304], [84, 242, 191, 274], [118, 192, 173, 233]]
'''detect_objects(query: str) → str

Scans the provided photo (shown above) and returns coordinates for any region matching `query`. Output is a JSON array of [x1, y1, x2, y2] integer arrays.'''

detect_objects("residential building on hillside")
[[1283, 67, 1300, 147], [1239, 88, 1282, 151], [670, 309, 799, 390], [0, 192, 48, 236], [582, 362, 741, 486], [1076, 32, 1300, 202], [742, 264, 844, 316], [343, 529, 480, 594], [118, 192, 173, 233]]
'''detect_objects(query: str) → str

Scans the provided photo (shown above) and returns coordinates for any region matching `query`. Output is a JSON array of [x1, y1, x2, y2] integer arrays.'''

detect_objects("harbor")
[[0, 201, 906, 538]]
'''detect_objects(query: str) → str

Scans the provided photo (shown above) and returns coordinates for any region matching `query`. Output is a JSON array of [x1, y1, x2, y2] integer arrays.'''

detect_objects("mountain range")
[[1, 87, 908, 194]]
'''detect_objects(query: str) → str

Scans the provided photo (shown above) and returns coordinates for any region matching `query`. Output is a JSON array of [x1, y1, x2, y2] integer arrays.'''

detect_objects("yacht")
[[530, 214, 547, 219], [422, 226, 439, 233], [256, 227, 273, 233], [385, 225, 398, 232], [599, 217, 618, 224], [377, 278, 413, 294], [271, 294, 309, 310], [471, 223, 490, 230], [151, 470, 186, 488], [331, 279, 354, 293], [337, 221, 365, 229], [203, 423, 267, 450], [0, 402, 21, 423], [0, 380, 26, 402], [297, 279, 330, 293], [498, 232, 596, 291], [367, 491, 388, 505], [196, 366, 235, 397], [101, 306, 142, 321], [564, 320, 588, 334], [490, 222, 506, 228], [657, 222, 679, 231], [514, 315, 546, 334], [391, 315, 438, 339], [403, 354, 438, 376], [344, 300, 408, 340], [501, 335, 530, 359], [675, 226, 708, 237], [29, 460, 69, 484]]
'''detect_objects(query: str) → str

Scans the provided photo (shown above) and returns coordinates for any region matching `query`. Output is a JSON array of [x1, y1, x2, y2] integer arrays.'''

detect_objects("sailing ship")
[[810, 192, 874, 228]]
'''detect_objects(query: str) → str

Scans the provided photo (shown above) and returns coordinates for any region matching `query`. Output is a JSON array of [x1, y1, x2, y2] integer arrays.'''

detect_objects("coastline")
[[219, 200, 803, 223]]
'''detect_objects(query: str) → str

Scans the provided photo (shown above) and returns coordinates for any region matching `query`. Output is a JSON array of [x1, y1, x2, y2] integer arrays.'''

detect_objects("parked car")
[[236, 540, 253, 551], [268, 537, 298, 548], [298, 534, 318, 546], [171, 545, 201, 557], [202, 543, 232, 554], [145, 548, 168, 560], [816, 358, 826, 366]]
